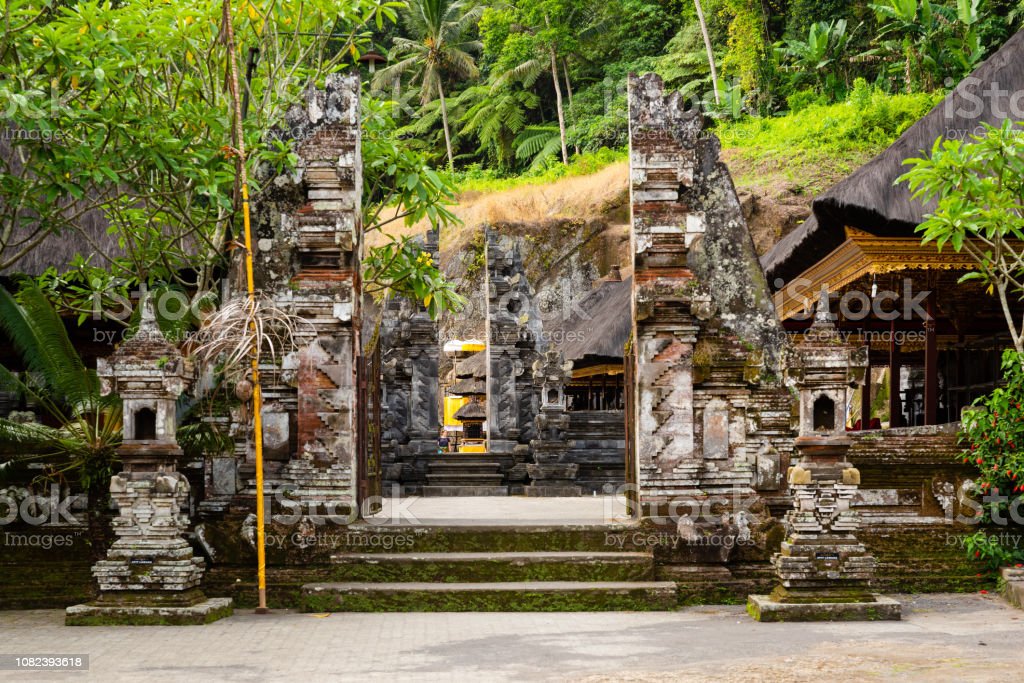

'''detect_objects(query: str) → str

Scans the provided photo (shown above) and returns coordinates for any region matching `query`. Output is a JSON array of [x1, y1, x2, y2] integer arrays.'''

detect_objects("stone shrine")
[[526, 349, 580, 496], [66, 300, 232, 625], [748, 295, 901, 621]]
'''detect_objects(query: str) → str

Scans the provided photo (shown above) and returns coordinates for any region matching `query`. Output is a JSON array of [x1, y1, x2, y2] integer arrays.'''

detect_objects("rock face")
[[627, 73, 794, 519]]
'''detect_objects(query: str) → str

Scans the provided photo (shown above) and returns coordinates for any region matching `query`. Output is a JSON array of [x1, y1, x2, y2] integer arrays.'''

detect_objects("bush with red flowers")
[[959, 351, 1024, 569]]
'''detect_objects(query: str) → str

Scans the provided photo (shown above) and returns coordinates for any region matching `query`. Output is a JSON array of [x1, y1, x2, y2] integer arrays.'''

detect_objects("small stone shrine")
[[66, 300, 232, 625], [526, 349, 580, 496], [748, 294, 901, 621]]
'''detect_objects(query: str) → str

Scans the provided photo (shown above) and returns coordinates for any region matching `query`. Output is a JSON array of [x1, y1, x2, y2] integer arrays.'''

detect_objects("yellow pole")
[[223, 0, 269, 614]]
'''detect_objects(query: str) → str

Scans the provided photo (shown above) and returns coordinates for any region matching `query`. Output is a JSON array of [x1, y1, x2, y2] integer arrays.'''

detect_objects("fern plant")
[[456, 85, 539, 171], [514, 124, 568, 170]]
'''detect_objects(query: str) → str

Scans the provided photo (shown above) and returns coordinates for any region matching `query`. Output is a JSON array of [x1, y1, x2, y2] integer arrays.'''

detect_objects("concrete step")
[[424, 473, 506, 484], [421, 485, 509, 497], [327, 551, 654, 583], [338, 523, 643, 552], [300, 580, 677, 612]]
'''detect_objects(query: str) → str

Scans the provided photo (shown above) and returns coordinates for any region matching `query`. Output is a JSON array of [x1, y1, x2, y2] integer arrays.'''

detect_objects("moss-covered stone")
[[299, 582, 677, 612]]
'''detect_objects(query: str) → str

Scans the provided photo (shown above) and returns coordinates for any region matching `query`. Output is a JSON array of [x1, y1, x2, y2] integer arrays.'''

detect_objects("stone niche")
[[627, 73, 795, 536]]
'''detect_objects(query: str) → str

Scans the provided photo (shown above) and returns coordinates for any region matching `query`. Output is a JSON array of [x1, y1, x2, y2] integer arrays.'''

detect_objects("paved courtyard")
[[1, 594, 1019, 682]]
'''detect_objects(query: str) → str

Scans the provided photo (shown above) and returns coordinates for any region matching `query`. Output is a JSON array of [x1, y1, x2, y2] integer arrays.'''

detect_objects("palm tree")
[[372, 0, 483, 170], [0, 280, 122, 558], [455, 84, 539, 170], [492, 15, 571, 165]]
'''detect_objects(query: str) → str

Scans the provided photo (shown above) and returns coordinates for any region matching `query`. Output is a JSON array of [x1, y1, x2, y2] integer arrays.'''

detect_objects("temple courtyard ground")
[[0, 593, 1018, 681]]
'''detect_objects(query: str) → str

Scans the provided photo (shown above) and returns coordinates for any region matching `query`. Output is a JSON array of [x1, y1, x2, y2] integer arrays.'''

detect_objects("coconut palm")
[[372, 0, 483, 170]]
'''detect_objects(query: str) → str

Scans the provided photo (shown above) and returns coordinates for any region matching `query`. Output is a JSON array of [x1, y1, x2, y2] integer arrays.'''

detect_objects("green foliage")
[[0, 0, 397, 281], [719, 86, 940, 172], [955, 350, 1024, 568], [900, 120, 1024, 351], [777, 19, 857, 97], [719, 0, 772, 108], [514, 124, 565, 169], [0, 279, 120, 493], [455, 85, 539, 170], [454, 147, 625, 193], [370, 0, 483, 168], [362, 96, 465, 319], [362, 236, 465, 318], [653, 22, 715, 96], [867, 0, 985, 92]]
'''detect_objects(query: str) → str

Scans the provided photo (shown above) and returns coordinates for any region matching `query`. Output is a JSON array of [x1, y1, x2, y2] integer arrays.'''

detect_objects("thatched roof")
[[0, 137, 119, 277], [453, 399, 486, 421], [450, 377, 486, 396], [761, 29, 1024, 286], [551, 275, 632, 364], [455, 350, 487, 379]]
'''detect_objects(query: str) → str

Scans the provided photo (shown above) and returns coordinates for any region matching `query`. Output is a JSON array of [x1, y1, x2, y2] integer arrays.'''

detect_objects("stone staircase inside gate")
[[297, 524, 677, 612], [422, 454, 509, 496]]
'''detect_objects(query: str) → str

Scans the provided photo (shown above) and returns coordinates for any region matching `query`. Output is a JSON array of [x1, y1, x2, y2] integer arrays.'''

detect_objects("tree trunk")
[[86, 478, 112, 564], [438, 80, 455, 171], [544, 14, 569, 165], [562, 58, 579, 156], [694, 0, 721, 105], [549, 47, 569, 164]]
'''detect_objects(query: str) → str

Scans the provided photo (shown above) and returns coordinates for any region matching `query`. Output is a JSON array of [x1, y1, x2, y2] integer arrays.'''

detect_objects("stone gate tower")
[[627, 73, 794, 531]]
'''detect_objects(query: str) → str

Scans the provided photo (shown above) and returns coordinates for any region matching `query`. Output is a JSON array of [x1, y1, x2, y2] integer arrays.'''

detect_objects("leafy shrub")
[[957, 350, 1024, 569], [453, 147, 626, 193]]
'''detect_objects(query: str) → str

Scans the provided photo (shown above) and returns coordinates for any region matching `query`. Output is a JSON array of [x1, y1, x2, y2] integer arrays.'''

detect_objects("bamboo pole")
[[222, 0, 269, 614]]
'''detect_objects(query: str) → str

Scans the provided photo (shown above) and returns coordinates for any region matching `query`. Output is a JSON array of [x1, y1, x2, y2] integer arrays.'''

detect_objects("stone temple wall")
[[627, 73, 795, 513]]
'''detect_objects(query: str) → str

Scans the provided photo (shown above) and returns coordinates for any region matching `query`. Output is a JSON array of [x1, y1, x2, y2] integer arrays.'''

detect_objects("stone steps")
[[294, 525, 673, 612], [300, 580, 677, 612], [341, 523, 643, 552], [423, 457, 507, 495], [327, 551, 654, 583]]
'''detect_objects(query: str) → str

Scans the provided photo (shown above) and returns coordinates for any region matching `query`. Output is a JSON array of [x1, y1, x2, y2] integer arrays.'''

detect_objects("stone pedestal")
[[67, 302, 231, 625]]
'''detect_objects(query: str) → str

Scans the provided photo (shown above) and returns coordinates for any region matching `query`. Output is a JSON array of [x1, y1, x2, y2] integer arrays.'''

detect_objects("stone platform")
[[65, 597, 233, 626], [746, 594, 902, 622]]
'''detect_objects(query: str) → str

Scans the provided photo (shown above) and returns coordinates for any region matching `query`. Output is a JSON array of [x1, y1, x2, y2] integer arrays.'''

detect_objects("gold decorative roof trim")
[[774, 233, 978, 321]]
